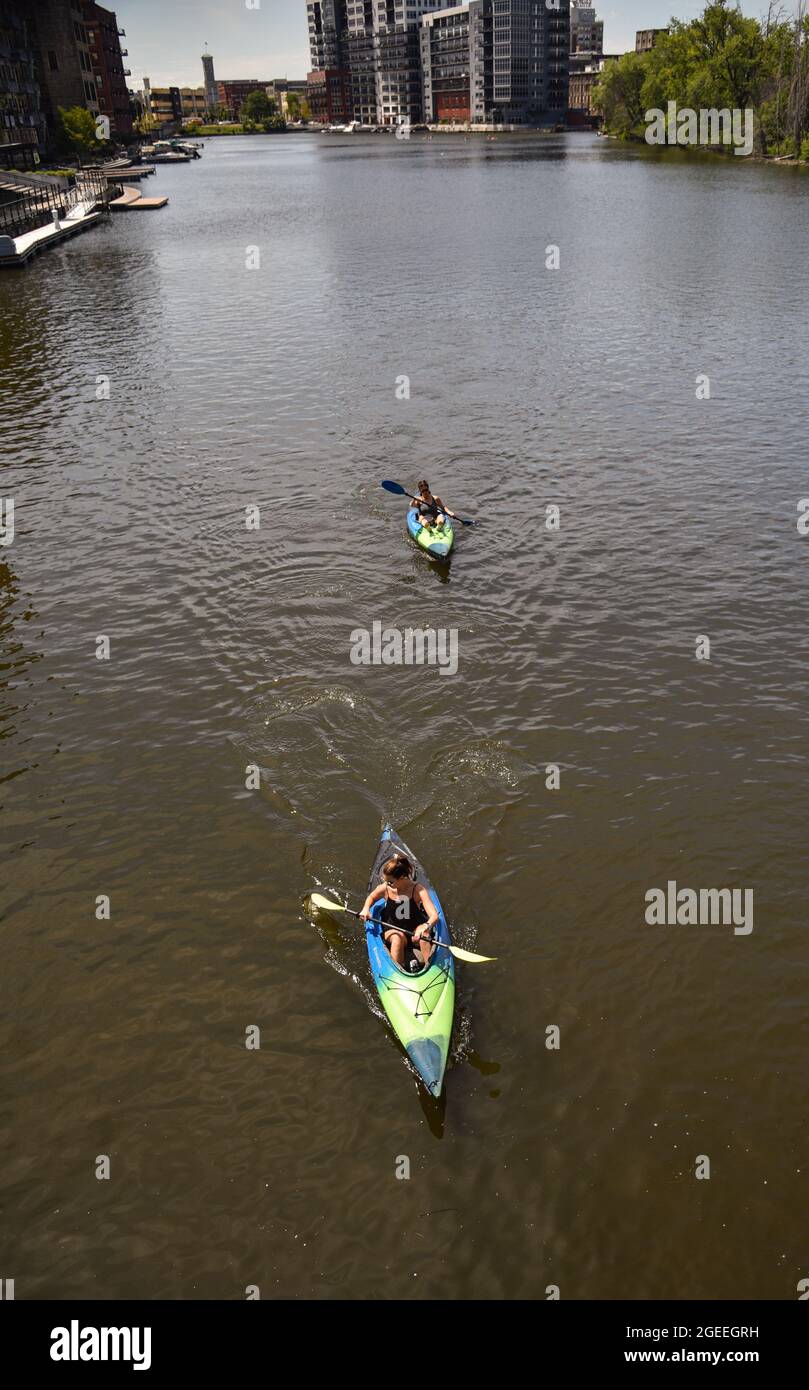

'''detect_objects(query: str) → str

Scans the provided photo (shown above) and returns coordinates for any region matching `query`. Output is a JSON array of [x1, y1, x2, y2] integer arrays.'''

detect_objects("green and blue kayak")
[[366, 825, 455, 1097], [407, 507, 455, 561]]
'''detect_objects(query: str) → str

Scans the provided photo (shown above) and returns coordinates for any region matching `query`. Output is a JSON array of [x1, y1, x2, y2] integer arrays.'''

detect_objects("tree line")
[[595, 0, 809, 158]]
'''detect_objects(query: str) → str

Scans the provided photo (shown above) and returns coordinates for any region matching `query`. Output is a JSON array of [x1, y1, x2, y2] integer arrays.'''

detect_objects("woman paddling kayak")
[[359, 852, 439, 974], [411, 479, 457, 532]]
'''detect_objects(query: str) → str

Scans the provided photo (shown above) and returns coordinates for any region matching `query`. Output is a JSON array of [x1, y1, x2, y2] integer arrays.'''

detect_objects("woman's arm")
[[435, 496, 455, 517], [359, 884, 385, 920], [413, 885, 439, 931]]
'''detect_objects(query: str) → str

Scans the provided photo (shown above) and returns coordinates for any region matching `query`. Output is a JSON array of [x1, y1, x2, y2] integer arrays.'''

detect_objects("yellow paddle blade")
[[309, 892, 348, 914], [449, 944, 497, 964]]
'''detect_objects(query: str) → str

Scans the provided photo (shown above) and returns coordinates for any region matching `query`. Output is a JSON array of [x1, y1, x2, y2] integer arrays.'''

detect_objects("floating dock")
[[0, 205, 106, 268], [109, 186, 168, 211], [102, 166, 157, 181]]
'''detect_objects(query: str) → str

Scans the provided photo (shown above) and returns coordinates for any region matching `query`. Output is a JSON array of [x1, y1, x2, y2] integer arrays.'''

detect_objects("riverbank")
[[181, 124, 292, 137], [599, 129, 809, 167]]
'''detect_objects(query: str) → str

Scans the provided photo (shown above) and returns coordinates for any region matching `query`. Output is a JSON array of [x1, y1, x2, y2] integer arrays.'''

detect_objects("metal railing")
[[0, 168, 113, 239]]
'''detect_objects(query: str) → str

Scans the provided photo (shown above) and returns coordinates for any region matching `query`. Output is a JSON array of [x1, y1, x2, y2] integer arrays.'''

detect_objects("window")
[[48, 50, 59, 71]]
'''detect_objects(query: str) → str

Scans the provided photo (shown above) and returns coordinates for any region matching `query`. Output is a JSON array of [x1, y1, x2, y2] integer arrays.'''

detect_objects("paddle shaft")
[[334, 902, 450, 954], [381, 479, 475, 526]]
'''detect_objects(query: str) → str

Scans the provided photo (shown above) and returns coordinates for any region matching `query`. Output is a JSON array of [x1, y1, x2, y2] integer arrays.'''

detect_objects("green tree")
[[56, 106, 102, 160], [285, 93, 310, 121], [241, 90, 273, 123], [134, 112, 158, 136], [593, 53, 648, 136]]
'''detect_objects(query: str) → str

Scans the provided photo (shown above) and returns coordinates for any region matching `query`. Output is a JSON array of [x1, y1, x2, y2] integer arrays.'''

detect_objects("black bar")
[[0, 1298, 803, 1375]]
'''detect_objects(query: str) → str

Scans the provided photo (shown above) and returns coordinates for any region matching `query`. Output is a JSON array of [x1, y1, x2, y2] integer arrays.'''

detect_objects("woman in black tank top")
[[358, 853, 440, 971], [411, 479, 457, 532]]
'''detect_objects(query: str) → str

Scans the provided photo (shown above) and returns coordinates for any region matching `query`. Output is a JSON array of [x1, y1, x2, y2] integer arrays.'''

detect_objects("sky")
[[119, 0, 778, 90]]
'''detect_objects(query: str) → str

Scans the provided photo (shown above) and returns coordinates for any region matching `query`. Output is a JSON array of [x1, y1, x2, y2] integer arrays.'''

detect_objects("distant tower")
[[202, 48, 217, 114]]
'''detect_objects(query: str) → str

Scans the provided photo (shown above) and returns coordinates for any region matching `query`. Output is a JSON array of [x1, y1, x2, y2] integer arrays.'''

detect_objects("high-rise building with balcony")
[[471, 0, 570, 125], [0, 0, 47, 168], [32, 0, 102, 126], [306, 0, 350, 123], [85, 4, 132, 137], [306, 0, 568, 126], [307, 0, 348, 71], [421, 5, 471, 123], [570, 5, 602, 56]]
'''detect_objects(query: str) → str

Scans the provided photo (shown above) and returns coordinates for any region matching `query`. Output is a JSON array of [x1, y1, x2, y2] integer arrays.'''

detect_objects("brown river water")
[[1, 132, 808, 1300]]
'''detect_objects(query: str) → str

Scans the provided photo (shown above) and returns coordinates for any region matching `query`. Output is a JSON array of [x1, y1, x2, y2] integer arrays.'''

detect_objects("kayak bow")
[[406, 507, 455, 561], [366, 825, 456, 1097]]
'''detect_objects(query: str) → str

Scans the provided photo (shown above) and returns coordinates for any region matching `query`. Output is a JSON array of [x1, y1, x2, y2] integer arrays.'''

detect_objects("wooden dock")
[[102, 166, 156, 181], [110, 186, 168, 211]]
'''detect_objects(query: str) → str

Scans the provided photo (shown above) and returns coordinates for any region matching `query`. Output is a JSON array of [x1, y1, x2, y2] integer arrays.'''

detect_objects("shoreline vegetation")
[[594, 0, 809, 161]]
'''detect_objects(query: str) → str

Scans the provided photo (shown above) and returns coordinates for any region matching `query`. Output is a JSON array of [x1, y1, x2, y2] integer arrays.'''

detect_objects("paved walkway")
[[0, 207, 104, 267]]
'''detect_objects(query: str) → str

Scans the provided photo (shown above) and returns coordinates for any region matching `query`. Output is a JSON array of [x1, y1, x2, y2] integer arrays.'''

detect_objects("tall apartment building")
[[306, 0, 569, 126], [85, 4, 132, 137], [421, 5, 471, 123], [33, 0, 102, 125], [24, 0, 131, 145], [307, 0, 348, 71], [472, 0, 569, 125], [570, 5, 602, 56], [0, 0, 47, 168]]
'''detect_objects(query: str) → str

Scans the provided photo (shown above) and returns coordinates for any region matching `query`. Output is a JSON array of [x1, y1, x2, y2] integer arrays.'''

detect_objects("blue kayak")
[[406, 507, 455, 561], [366, 825, 455, 1097]]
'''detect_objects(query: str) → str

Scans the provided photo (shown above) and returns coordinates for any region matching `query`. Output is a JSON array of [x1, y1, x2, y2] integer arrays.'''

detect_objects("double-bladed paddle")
[[308, 892, 496, 963], [380, 480, 477, 526]]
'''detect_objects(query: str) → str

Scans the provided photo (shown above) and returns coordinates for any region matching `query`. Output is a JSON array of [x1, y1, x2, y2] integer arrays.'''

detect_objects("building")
[[471, 0, 570, 126], [85, 4, 132, 138], [142, 82, 207, 126], [215, 79, 272, 120], [0, 0, 47, 168], [306, 0, 570, 127], [568, 52, 617, 118], [179, 86, 207, 120], [421, 6, 471, 124], [201, 49, 216, 112], [32, 0, 103, 128], [20, 0, 131, 150], [143, 81, 183, 128], [306, 1, 348, 73], [570, 6, 602, 56], [306, 67, 349, 124], [266, 78, 309, 116], [635, 29, 667, 52]]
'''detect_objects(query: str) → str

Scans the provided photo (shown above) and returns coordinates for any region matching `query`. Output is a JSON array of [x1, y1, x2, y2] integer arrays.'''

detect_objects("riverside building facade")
[[0, 0, 46, 168], [306, 0, 570, 126]]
